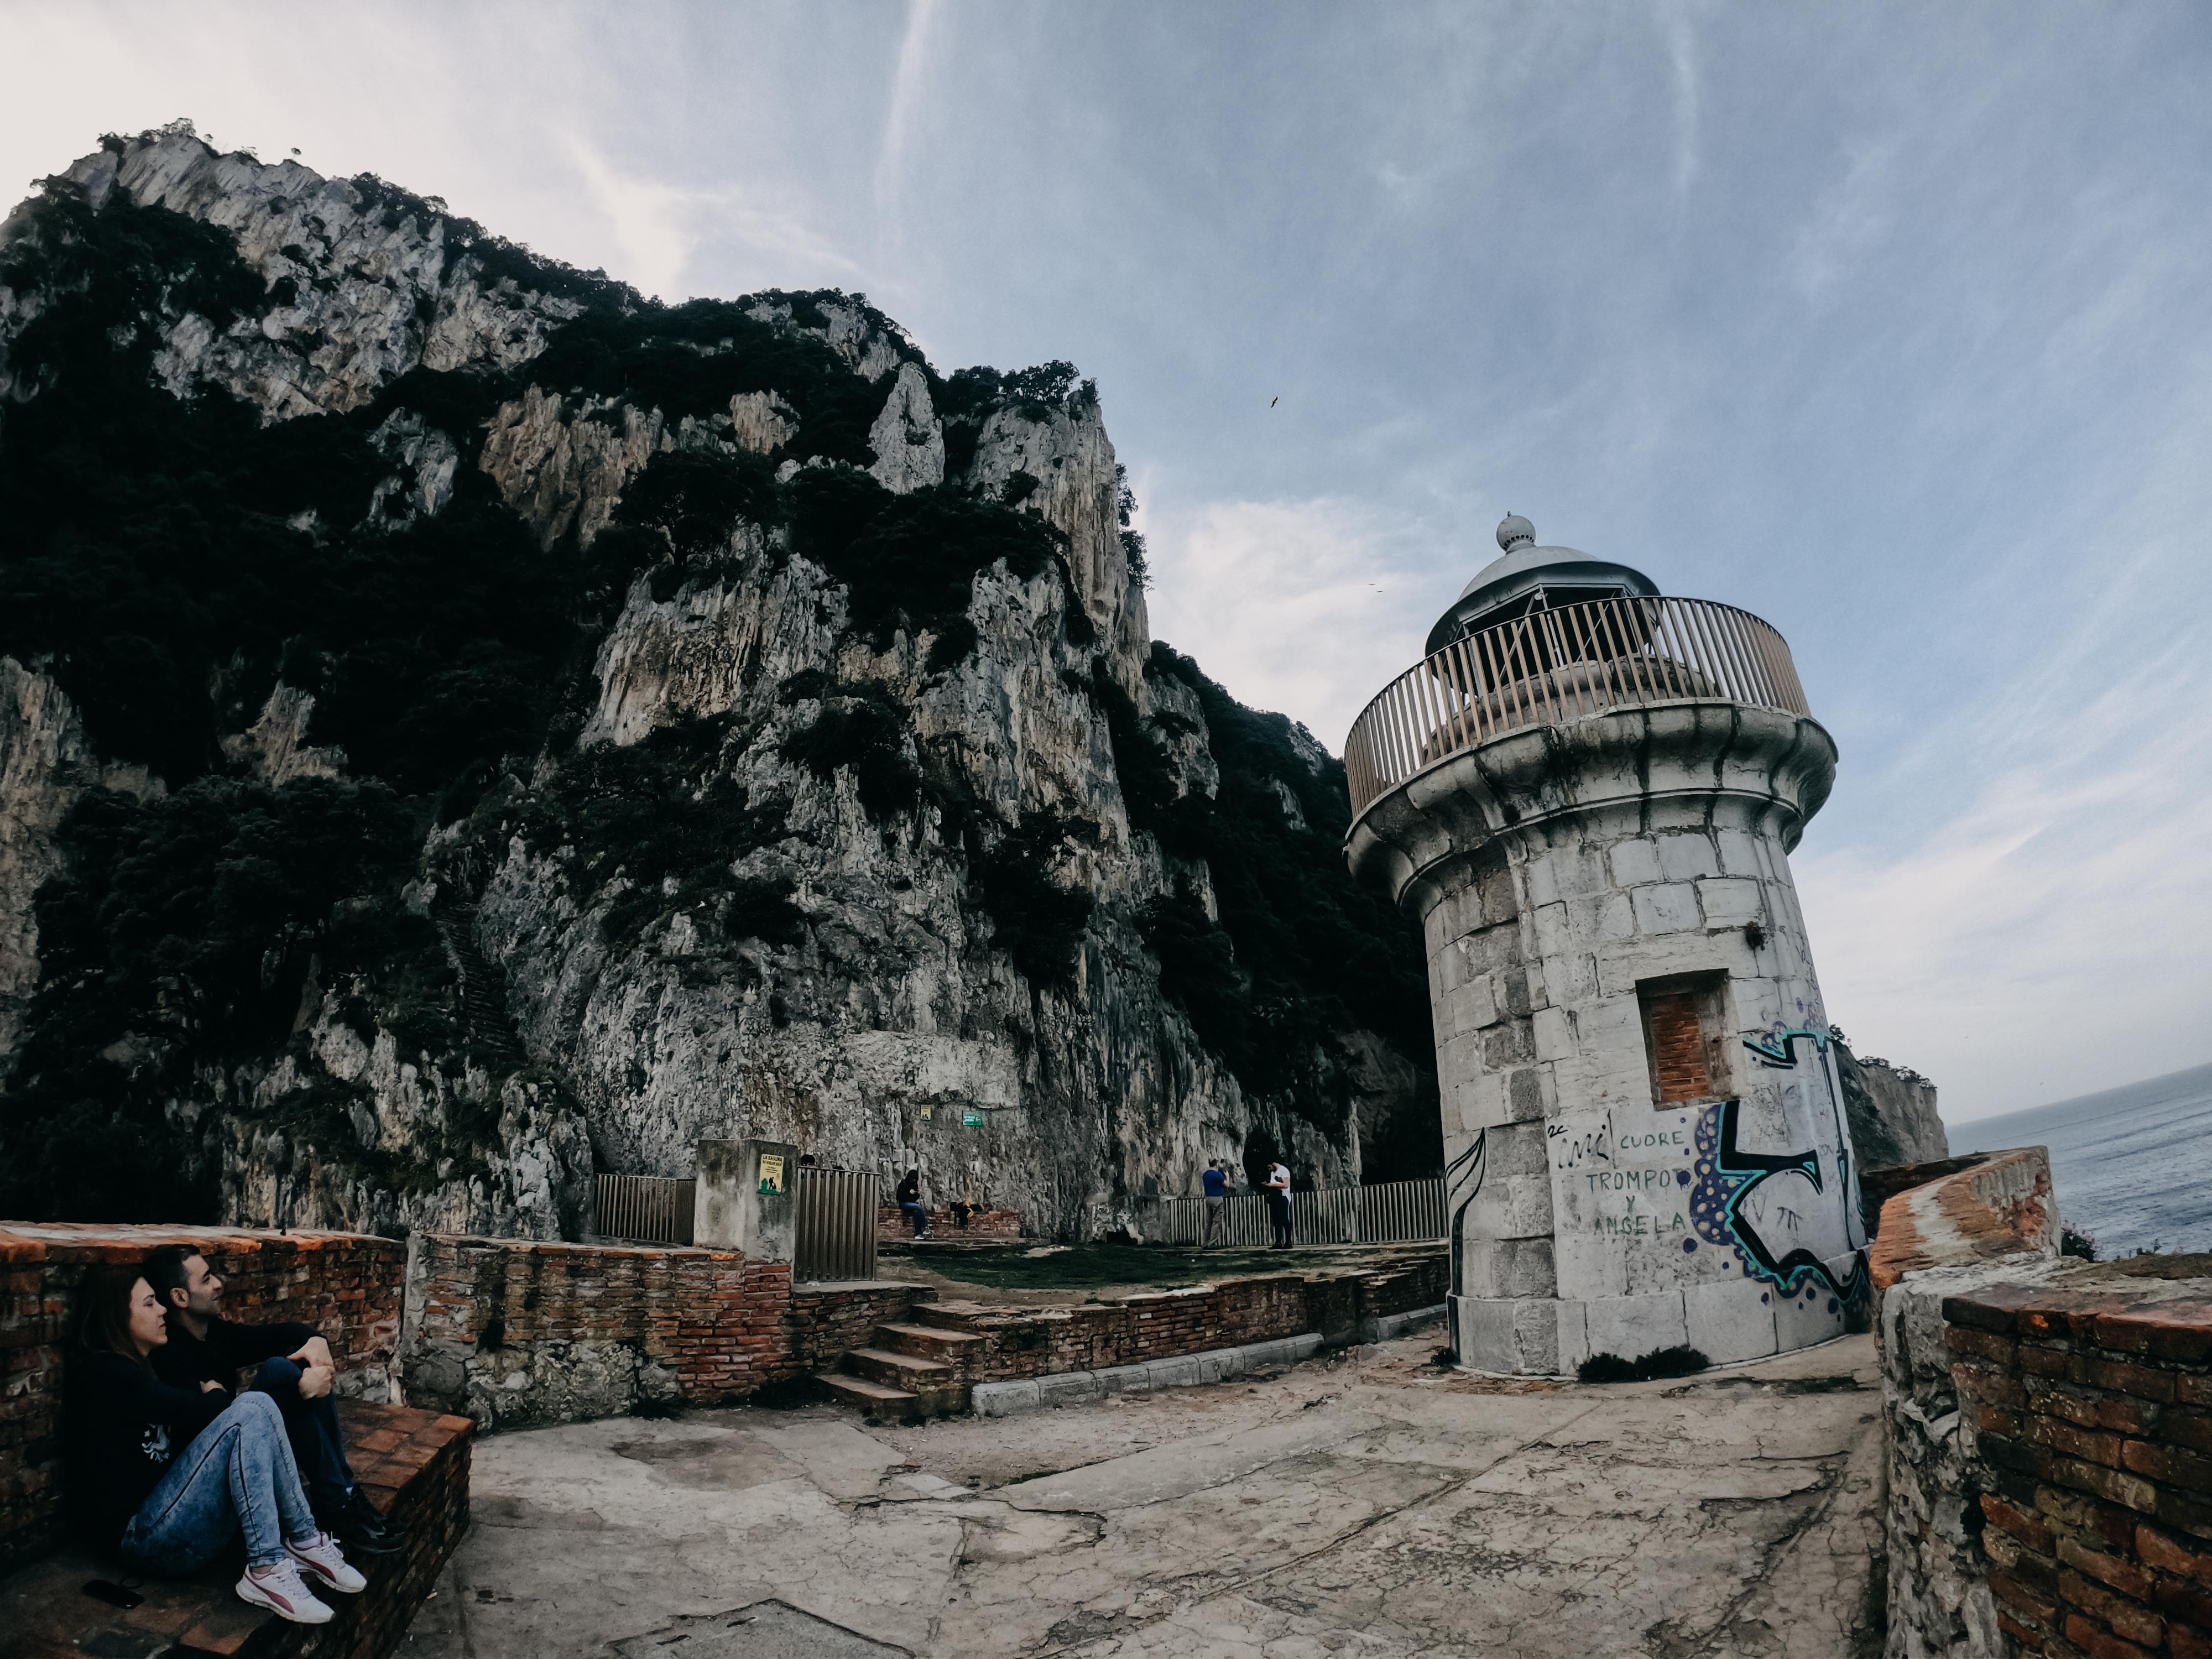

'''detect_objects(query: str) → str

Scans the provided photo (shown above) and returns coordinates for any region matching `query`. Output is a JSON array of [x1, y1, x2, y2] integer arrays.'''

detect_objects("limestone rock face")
[[0, 660, 163, 1074], [215, 987, 594, 1240], [219, 684, 345, 785], [965, 400, 1132, 644], [0, 132, 576, 415], [868, 362, 945, 494], [1836, 1042, 1948, 1170], [0, 129, 1436, 1242]]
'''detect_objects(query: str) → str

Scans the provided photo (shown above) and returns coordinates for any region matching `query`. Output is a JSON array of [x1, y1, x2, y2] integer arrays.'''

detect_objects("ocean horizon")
[[1949, 1060, 2212, 1259]]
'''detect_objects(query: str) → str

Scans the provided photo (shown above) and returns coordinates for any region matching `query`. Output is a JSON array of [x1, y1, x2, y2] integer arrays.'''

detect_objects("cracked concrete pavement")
[[404, 1331, 1886, 1658]]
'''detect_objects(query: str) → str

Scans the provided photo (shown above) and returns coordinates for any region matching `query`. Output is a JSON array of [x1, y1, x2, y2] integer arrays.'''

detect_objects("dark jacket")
[[896, 1173, 921, 1206], [70, 1349, 227, 1549], [152, 1316, 317, 1397]]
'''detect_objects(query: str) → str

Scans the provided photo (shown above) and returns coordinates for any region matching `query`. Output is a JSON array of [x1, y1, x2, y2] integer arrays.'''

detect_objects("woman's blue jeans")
[[900, 1201, 927, 1237], [120, 1391, 316, 1571]]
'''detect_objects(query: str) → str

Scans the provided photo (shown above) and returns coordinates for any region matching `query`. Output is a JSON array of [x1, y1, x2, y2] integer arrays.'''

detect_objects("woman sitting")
[[70, 1266, 366, 1624]]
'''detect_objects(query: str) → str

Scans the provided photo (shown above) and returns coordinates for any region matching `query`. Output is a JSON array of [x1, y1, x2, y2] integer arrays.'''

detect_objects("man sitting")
[[142, 1244, 400, 1556]]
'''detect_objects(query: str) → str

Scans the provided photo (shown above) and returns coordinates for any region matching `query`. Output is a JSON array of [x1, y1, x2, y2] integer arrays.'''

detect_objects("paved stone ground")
[[402, 1331, 1886, 1659]]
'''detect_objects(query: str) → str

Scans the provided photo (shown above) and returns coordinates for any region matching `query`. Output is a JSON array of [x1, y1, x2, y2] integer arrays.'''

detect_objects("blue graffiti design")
[[1741, 1025, 1834, 1068], [1690, 1106, 1867, 1310]]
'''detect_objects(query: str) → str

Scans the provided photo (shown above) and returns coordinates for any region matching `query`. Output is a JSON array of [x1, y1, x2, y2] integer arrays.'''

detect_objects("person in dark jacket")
[[896, 1168, 929, 1238], [69, 1267, 363, 1624], [142, 1245, 399, 1556]]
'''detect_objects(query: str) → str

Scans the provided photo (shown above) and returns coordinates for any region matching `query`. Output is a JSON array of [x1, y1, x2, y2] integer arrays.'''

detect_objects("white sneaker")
[[287, 1530, 368, 1594], [237, 1558, 335, 1623]]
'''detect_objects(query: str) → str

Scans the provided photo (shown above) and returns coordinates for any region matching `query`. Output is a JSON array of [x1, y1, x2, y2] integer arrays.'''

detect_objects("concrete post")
[[693, 1138, 798, 1262]]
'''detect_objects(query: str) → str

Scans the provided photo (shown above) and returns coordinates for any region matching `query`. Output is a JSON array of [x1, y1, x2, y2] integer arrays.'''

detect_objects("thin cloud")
[[1144, 493, 1438, 753], [565, 137, 863, 302]]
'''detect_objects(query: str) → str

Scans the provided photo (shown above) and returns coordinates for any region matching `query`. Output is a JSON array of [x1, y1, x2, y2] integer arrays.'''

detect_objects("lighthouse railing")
[[1342, 595, 1813, 820]]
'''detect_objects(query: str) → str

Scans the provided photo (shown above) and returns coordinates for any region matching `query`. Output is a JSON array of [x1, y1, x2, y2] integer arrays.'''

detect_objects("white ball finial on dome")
[[1497, 513, 1535, 553]]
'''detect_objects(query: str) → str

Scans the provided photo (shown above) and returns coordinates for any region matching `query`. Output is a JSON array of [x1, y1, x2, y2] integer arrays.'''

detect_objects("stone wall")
[[400, 1234, 800, 1430], [1872, 1144, 2068, 1658], [0, 1223, 403, 1575]]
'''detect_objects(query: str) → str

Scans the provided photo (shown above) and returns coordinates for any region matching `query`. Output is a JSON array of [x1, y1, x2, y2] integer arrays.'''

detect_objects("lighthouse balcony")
[[1343, 594, 1814, 821]]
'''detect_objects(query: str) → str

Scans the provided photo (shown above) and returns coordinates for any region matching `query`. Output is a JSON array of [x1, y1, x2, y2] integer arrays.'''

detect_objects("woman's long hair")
[[76, 1267, 152, 1371]]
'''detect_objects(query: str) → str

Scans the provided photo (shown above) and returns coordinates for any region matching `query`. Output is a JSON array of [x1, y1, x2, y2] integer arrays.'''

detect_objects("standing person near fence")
[[1201, 1160, 1229, 1244], [1265, 1159, 1293, 1249]]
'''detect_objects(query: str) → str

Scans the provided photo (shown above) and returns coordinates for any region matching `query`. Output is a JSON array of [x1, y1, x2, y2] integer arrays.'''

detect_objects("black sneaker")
[[335, 1493, 406, 1556]]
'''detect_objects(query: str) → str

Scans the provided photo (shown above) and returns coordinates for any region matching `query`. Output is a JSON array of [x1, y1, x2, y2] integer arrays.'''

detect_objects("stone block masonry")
[[0, 1222, 403, 1575]]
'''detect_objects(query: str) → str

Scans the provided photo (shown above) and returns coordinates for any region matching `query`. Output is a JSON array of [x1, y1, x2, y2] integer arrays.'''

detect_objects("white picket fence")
[[1136, 1176, 1446, 1248]]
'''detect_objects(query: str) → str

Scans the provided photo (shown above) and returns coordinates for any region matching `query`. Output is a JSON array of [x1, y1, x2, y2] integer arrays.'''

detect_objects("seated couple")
[[71, 1245, 403, 1626]]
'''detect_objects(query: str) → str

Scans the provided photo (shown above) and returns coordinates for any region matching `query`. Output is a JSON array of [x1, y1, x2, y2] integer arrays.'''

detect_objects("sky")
[[4, 2, 2208, 1123]]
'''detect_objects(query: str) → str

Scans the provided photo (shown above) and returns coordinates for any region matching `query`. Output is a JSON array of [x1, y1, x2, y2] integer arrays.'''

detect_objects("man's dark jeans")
[[250, 1355, 356, 1514]]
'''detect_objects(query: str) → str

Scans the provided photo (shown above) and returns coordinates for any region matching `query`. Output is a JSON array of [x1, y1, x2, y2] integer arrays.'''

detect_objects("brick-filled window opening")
[[1637, 973, 1733, 1107]]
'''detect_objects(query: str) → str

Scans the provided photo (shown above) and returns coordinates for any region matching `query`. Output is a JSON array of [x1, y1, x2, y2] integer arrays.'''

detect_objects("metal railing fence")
[[1344, 594, 1812, 818], [794, 1165, 879, 1282], [596, 1174, 695, 1245], [1138, 1176, 1446, 1248]]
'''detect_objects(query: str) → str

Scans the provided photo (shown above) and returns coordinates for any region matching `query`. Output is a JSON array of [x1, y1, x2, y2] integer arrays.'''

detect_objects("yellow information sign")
[[757, 1153, 785, 1195]]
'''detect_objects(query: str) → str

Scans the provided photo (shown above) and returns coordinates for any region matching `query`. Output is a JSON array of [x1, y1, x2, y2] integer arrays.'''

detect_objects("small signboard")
[[961, 1110, 985, 1128], [757, 1152, 785, 1195], [919, 1104, 932, 1120]]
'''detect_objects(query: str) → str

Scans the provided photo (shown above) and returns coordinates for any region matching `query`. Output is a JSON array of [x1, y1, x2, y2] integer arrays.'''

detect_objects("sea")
[[1950, 1060, 2212, 1260]]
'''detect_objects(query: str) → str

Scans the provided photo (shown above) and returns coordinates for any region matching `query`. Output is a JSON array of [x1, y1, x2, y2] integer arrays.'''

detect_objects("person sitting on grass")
[[142, 1244, 400, 1556], [69, 1267, 364, 1625]]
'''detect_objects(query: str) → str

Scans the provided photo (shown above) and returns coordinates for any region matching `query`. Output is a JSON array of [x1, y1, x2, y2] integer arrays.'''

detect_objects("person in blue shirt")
[[1202, 1160, 1229, 1245]]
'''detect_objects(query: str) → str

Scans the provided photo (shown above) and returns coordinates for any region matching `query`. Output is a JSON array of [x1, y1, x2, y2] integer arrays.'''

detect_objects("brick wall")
[[921, 1256, 1448, 1386], [401, 1235, 797, 1430], [401, 1235, 928, 1429], [788, 1281, 931, 1373], [1940, 1262, 2212, 1659], [0, 1223, 404, 1577], [878, 1206, 1023, 1242]]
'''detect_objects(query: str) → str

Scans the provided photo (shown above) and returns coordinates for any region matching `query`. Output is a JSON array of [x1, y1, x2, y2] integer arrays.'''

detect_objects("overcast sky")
[[7, 2, 2208, 1122]]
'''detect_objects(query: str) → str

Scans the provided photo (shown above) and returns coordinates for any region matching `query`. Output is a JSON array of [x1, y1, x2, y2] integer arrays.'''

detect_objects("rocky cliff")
[[0, 126, 1437, 1239], [1835, 1039, 1948, 1171]]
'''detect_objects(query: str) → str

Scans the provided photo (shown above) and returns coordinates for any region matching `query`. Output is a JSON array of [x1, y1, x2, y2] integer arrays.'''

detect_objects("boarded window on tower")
[[1636, 972, 1734, 1107]]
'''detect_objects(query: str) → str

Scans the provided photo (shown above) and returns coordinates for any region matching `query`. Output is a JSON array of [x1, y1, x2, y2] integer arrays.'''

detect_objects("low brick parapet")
[[1941, 1259, 2212, 1659], [910, 1254, 1448, 1387]]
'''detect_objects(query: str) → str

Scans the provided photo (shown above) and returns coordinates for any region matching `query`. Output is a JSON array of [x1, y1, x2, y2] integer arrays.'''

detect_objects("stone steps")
[[813, 1325, 972, 1421], [873, 1321, 987, 1367], [816, 1373, 925, 1423]]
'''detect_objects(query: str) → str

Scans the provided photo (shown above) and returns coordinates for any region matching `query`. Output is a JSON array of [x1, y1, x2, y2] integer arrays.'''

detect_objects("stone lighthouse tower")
[[1343, 515, 1866, 1375]]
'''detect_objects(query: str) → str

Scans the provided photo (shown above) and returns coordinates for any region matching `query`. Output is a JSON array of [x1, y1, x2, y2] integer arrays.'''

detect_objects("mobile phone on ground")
[[83, 1579, 145, 1609]]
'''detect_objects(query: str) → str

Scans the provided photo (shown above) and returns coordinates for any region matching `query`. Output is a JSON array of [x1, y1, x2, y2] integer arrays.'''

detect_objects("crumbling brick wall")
[[400, 1235, 804, 1430], [0, 1223, 403, 1575], [926, 1256, 1447, 1385], [1942, 1262, 2212, 1659]]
